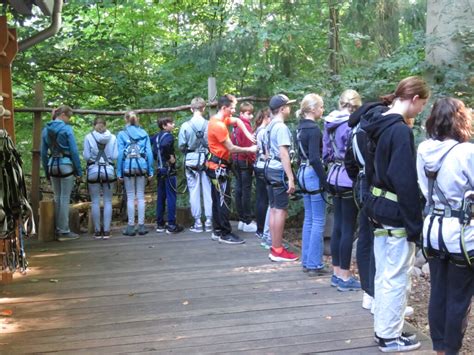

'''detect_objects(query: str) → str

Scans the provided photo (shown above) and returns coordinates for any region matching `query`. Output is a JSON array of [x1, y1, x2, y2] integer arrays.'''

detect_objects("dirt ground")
[[285, 228, 473, 354]]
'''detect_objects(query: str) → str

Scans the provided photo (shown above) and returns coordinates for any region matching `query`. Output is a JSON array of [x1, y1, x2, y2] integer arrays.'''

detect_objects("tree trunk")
[[426, 0, 473, 67], [328, 1, 340, 75]]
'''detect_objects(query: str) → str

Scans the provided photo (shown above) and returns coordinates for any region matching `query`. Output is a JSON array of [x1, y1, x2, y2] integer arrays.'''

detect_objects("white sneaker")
[[211, 233, 220, 241], [242, 221, 257, 233], [362, 292, 374, 310], [205, 219, 213, 232], [237, 221, 244, 231], [404, 306, 414, 317], [189, 224, 203, 233]]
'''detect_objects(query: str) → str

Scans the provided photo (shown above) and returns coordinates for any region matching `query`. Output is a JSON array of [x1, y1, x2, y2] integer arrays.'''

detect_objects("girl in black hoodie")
[[360, 76, 430, 352]]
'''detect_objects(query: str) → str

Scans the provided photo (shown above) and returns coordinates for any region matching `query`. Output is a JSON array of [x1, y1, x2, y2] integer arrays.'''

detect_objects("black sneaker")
[[374, 332, 416, 345], [307, 267, 329, 277], [166, 224, 184, 234], [219, 233, 245, 245], [378, 335, 420, 353]]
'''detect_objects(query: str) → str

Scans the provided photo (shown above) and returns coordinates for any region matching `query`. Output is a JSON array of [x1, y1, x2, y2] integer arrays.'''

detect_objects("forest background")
[[7, 0, 473, 214]]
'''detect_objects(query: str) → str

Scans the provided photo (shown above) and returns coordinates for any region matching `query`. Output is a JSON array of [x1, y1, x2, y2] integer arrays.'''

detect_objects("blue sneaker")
[[337, 277, 361, 292], [330, 275, 342, 287]]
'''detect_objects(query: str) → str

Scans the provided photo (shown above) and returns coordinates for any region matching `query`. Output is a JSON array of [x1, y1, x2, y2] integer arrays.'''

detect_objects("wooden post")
[[0, 22, 18, 141], [31, 82, 44, 228], [207, 77, 217, 116], [39, 200, 55, 242]]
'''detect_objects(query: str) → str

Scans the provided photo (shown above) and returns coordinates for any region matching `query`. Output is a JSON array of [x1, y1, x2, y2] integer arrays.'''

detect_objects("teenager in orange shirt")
[[207, 94, 257, 244]]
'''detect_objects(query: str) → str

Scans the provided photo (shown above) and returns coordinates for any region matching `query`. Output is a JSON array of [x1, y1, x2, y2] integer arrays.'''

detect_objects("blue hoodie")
[[41, 120, 82, 177], [116, 124, 154, 178]]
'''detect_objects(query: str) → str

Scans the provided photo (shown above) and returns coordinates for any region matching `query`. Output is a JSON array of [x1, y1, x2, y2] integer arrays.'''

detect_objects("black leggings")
[[255, 172, 269, 234], [330, 195, 358, 270]]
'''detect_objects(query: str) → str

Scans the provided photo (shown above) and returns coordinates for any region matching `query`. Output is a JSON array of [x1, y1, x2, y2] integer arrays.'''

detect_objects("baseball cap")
[[269, 94, 296, 110]]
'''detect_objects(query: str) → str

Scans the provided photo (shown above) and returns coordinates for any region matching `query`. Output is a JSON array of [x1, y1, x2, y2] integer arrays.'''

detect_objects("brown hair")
[[425, 97, 472, 143], [217, 94, 236, 109], [380, 76, 430, 105], [158, 116, 174, 130], [254, 107, 271, 129], [93, 117, 106, 126], [52, 105, 73, 120], [239, 101, 254, 113]]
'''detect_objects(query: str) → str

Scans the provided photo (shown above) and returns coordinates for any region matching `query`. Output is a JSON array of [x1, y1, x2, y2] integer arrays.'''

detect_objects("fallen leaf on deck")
[[325, 316, 332, 320], [182, 301, 189, 305], [49, 279, 59, 283], [128, 293, 135, 297], [40, 249, 49, 252], [30, 279, 39, 283], [345, 339, 351, 344], [148, 245, 155, 248], [0, 310, 13, 317]]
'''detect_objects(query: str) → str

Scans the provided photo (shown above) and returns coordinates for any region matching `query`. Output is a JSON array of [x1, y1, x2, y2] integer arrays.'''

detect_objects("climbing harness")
[[86, 131, 116, 189], [123, 128, 148, 177], [0, 130, 35, 274], [47, 128, 74, 178], [422, 144, 474, 269], [295, 128, 323, 196]]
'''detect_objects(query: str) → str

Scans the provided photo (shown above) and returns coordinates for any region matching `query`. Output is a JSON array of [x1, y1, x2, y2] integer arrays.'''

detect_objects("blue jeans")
[[156, 174, 177, 226], [301, 168, 326, 269], [51, 174, 75, 234]]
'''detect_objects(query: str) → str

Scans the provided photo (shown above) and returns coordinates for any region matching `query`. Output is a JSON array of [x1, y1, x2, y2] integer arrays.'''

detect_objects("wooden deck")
[[1, 223, 431, 354]]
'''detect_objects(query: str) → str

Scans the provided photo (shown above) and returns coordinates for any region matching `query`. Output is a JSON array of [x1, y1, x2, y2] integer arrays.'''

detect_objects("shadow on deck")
[[0, 223, 431, 354]]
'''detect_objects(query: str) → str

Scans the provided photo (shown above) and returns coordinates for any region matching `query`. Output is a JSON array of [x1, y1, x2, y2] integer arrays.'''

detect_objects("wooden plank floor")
[[1, 223, 431, 354]]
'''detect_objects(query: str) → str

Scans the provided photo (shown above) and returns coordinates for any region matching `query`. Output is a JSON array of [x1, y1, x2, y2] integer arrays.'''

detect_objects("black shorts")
[[267, 184, 289, 210]]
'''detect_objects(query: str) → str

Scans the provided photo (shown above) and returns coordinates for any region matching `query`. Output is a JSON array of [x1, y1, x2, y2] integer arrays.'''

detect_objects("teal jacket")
[[117, 124, 154, 178], [41, 120, 82, 178]]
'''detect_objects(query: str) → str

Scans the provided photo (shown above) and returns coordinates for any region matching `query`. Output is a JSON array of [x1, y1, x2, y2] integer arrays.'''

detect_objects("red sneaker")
[[269, 247, 299, 262]]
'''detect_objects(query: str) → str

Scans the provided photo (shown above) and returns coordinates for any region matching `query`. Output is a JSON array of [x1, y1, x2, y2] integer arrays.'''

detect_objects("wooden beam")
[[14, 96, 270, 117], [31, 82, 44, 228]]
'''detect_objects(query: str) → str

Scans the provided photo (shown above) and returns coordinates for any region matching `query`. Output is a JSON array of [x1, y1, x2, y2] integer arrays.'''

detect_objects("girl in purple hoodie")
[[323, 90, 362, 291]]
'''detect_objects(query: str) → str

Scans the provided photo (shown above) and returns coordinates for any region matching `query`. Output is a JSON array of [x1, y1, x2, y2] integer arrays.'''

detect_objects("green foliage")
[[8, 0, 472, 217]]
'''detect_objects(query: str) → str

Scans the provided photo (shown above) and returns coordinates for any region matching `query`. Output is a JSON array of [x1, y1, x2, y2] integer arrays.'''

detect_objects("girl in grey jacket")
[[83, 117, 118, 239]]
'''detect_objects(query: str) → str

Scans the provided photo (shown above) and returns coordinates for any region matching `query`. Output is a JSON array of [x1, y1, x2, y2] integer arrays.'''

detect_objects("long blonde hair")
[[296, 93, 324, 118]]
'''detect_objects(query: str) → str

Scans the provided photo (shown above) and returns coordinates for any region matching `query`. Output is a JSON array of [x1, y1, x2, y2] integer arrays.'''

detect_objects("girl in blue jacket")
[[40, 105, 82, 241], [117, 111, 154, 236]]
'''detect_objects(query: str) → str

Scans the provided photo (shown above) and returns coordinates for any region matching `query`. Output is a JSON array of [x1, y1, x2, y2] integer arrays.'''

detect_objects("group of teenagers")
[[40, 75, 473, 354]]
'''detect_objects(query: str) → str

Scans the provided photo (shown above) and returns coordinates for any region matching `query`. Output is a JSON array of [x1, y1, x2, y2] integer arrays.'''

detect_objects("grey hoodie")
[[83, 130, 118, 165], [417, 139, 474, 253]]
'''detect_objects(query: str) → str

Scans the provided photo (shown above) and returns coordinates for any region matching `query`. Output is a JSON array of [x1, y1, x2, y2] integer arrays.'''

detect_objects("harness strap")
[[371, 186, 398, 203], [374, 228, 406, 238]]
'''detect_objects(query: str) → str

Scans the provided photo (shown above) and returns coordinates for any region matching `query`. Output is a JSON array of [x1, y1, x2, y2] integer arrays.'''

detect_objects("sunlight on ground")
[[233, 261, 299, 274], [0, 316, 19, 333]]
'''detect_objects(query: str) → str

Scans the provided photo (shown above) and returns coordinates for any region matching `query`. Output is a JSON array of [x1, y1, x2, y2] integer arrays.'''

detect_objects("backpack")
[[122, 129, 148, 177], [185, 121, 207, 170], [86, 132, 116, 186], [326, 123, 350, 196], [263, 121, 291, 186], [0, 130, 34, 272], [47, 128, 75, 178]]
